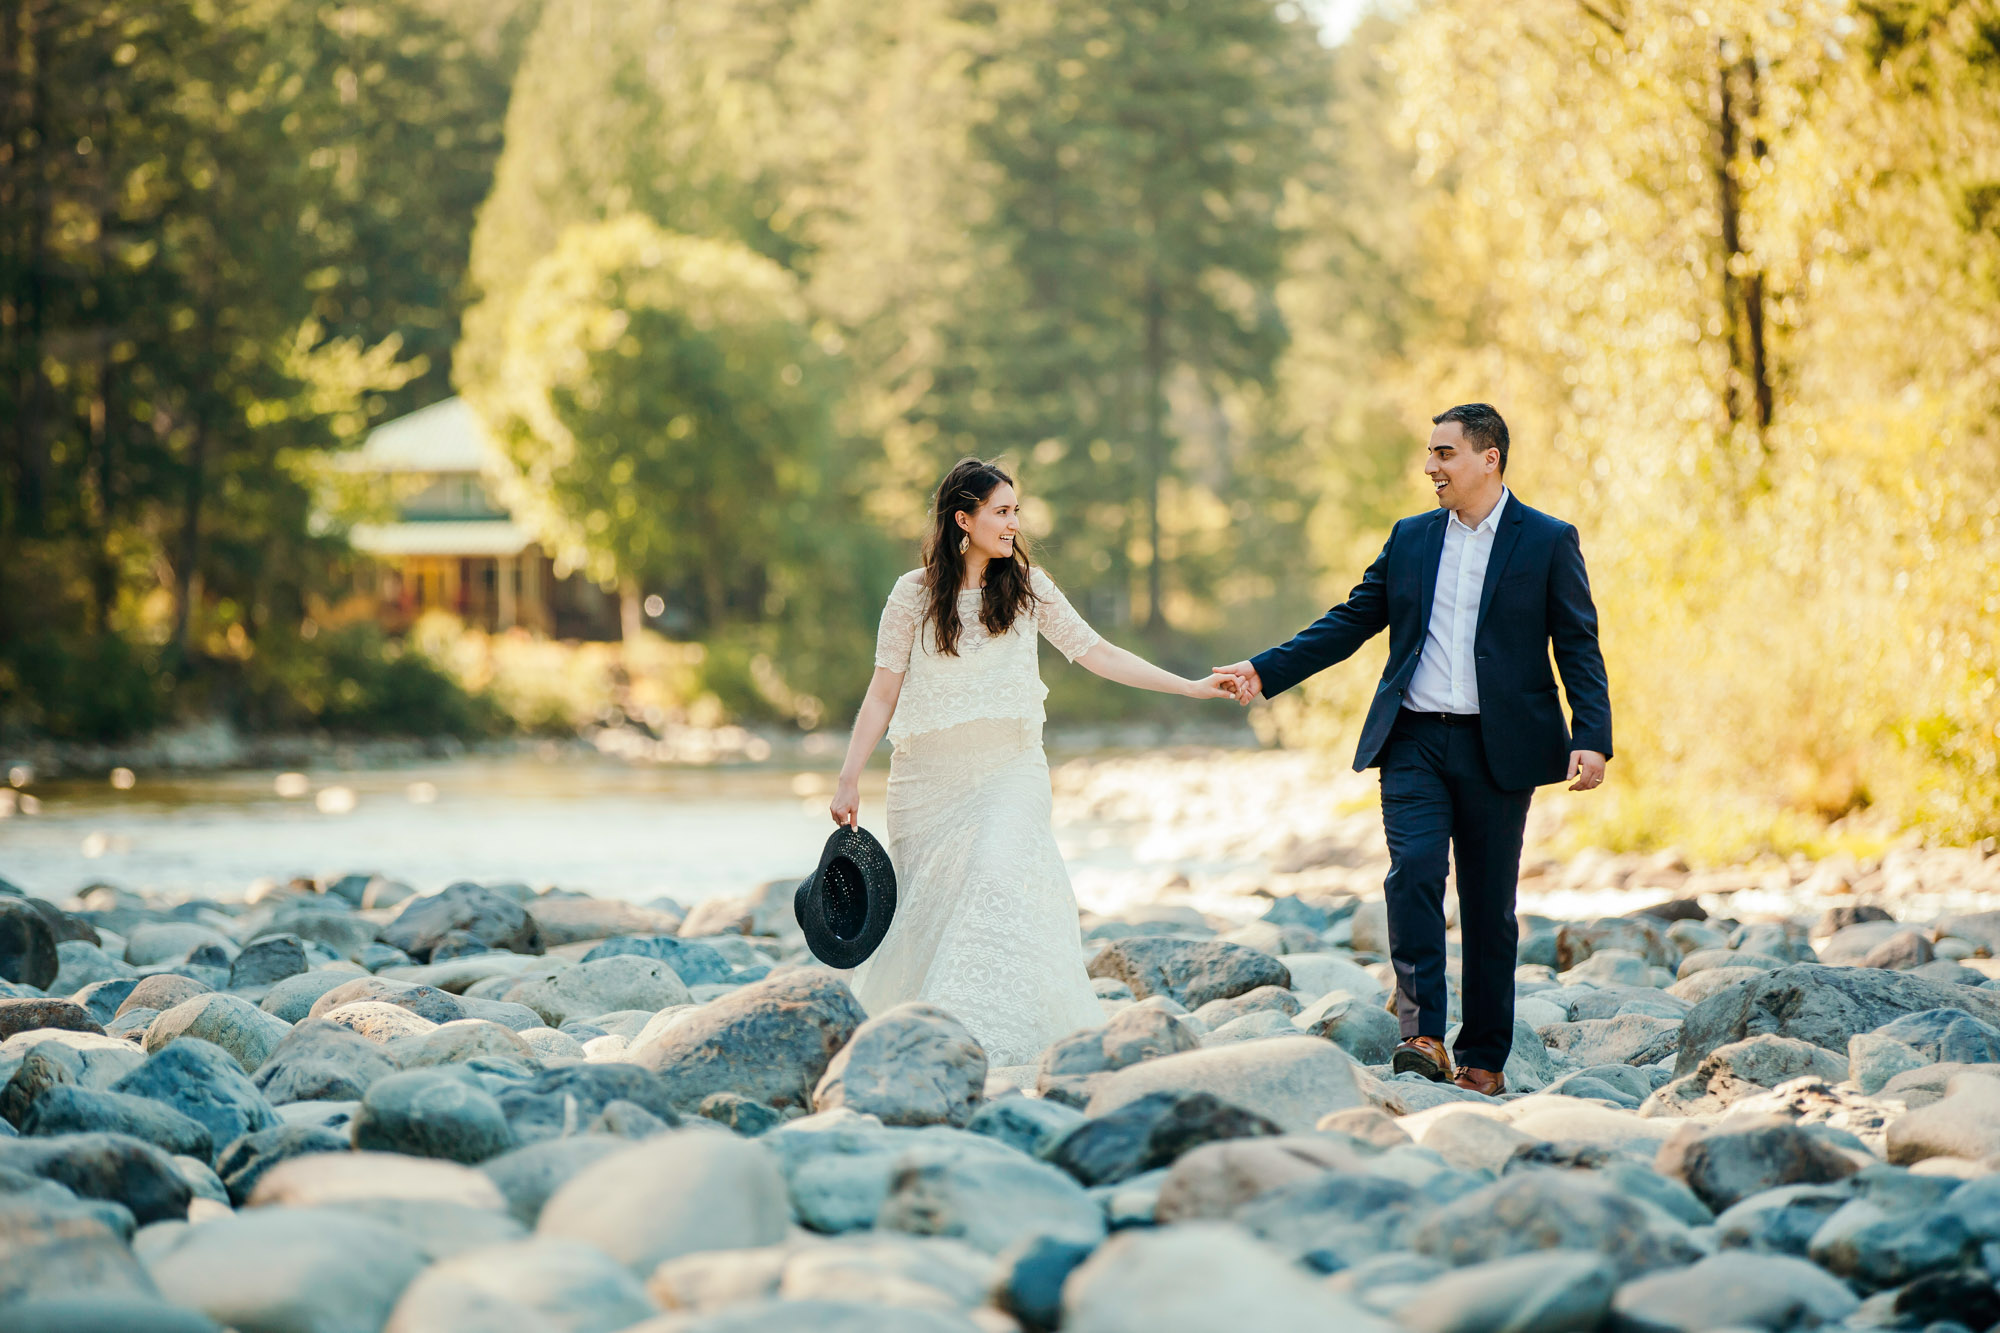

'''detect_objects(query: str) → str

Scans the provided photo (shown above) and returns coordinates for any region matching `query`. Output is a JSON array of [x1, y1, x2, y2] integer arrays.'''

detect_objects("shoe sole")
[[1391, 1047, 1450, 1083]]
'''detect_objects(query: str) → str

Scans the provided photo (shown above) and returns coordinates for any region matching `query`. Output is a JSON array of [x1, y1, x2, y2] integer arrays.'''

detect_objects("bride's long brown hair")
[[923, 458, 1038, 656]]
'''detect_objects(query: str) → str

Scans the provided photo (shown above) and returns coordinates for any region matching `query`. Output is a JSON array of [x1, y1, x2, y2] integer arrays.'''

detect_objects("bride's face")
[[957, 483, 1021, 561]]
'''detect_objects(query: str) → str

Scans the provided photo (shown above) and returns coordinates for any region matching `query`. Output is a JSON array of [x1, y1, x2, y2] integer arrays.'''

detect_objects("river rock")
[[320, 1000, 440, 1043], [143, 1205, 424, 1333], [1061, 1221, 1395, 1333], [965, 1092, 1084, 1158], [994, 1233, 1096, 1332], [1232, 1170, 1438, 1271], [1039, 1005, 1193, 1106], [0, 1131, 192, 1223], [1397, 1250, 1617, 1333], [877, 1141, 1105, 1254], [1643, 1034, 1851, 1116], [504, 954, 692, 1027], [1192, 985, 1302, 1027], [1085, 1035, 1364, 1133], [1933, 909, 2000, 953], [1656, 1119, 1860, 1211], [1086, 938, 1291, 1009], [1609, 1249, 1858, 1331], [70, 977, 140, 1027], [255, 906, 382, 963], [632, 968, 868, 1112], [142, 992, 290, 1072], [245, 1149, 504, 1212], [253, 1018, 400, 1103], [493, 1063, 685, 1145], [259, 969, 363, 1023], [111, 1038, 278, 1147], [0, 1028, 146, 1097], [0, 1203, 164, 1308], [115, 974, 210, 1017], [1872, 1006, 2000, 1064], [20, 1084, 212, 1160], [1297, 993, 1401, 1065], [352, 1067, 515, 1164], [1408, 1110, 1535, 1175], [760, 1112, 1007, 1234], [522, 896, 684, 947], [1884, 1070, 2000, 1165], [389, 1017, 536, 1069], [1675, 947, 1790, 980], [1712, 1181, 1854, 1255], [478, 1134, 627, 1225], [814, 1003, 986, 1128], [309, 976, 466, 1024], [1045, 1090, 1282, 1187], [213, 1124, 348, 1204], [228, 934, 310, 989], [1279, 953, 1387, 1002], [1674, 962, 2000, 1075], [537, 1129, 789, 1272], [581, 934, 734, 985], [0, 1296, 224, 1333], [0, 997, 105, 1041], [1564, 948, 1656, 988], [1410, 1169, 1699, 1278], [1859, 929, 1935, 971], [51, 940, 136, 994], [1557, 918, 1672, 971], [1887, 1271, 2000, 1330], [1806, 1196, 1978, 1288], [123, 922, 234, 967], [381, 883, 545, 962], [0, 898, 60, 990], [516, 1026, 584, 1063], [1538, 1015, 1682, 1067], [383, 1235, 658, 1333], [1154, 1134, 1370, 1222]]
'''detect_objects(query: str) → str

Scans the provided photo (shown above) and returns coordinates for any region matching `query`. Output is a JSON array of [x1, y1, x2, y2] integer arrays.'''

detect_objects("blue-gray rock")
[[967, 1093, 1085, 1158], [813, 1003, 987, 1128], [1086, 937, 1291, 1009], [1260, 895, 1335, 932], [1860, 929, 1934, 971], [258, 969, 362, 1023], [1397, 1250, 1617, 1333], [1808, 1197, 1979, 1288], [380, 883, 544, 963], [477, 1134, 628, 1225], [1873, 1007, 2000, 1065], [1657, 1121, 1860, 1212], [1609, 1250, 1858, 1331], [70, 978, 139, 1027], [1556, 918, 1673, 970], [0, 898, 60, 990], [142, 992, 291, 1072], [51, 941, 136, 993], [214, 1124, 350, 1205], [1675, 963, 2000, 1075], [1037, 1005, 1199, 1106], [379, 1236, 658, 1333], [142, 1206, 425, 1333], [694, 1091, 784, 1136], [426, 929, 493, 962], [228, 934, 310, 989], [1046, 1090, 1282, 1187], [0, 1296, 224, 1333], [493, 1062, 684, 1145], [1234, 1170, 1441, 1271], [878, 1142, 1105, 1254], [352, 1067, 515, 1164], [308, 976, 466, 1024], [503, 955, 692, 1027], [1296, 992, 1402, 1065], [537, 1130, 791, 1273], [21, 1084, 213, 1160], [582, 934, 734, 985], [1728, 921, 1816, 963], [255, 905, 381, 962], [0, 997, 105, 1040], [361, 942, 415, 972], [252, 1017, 400, 1104], [1537, 1015, 1681, 1068], [0, 1131, 192, 1223], [632, 968, 868, 1112], [995, 1233, 1096, 1332], [1410, 1169, 1701, 1278], [1713, 1182, 1855, 1255], [110, 1038, 278, 1147], [114, 974, 209, 1017]]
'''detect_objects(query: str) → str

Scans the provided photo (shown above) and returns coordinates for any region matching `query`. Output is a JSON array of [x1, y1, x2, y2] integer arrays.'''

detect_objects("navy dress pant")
[[1378, 709, 1534, 1073]]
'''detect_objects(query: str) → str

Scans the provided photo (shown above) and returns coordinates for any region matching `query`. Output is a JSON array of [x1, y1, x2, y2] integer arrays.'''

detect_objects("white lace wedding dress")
[[849, 566, 1107, 1066]]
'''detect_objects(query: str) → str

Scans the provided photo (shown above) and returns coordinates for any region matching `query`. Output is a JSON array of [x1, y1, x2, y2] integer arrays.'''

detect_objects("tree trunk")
[[171, 420, 208, 659], [619, 578, 642, 647], [88, 348, 116, 634], [1141, 269, 1167, 633], [1715, 45, 1774, 437]]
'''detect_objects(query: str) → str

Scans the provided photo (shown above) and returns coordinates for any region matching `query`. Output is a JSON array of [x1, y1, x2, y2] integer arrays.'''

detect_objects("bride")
[[828, 457, 1240, 1066]]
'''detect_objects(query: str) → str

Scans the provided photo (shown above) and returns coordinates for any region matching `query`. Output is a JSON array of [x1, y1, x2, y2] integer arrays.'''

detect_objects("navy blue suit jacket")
[[1250, 496, 1612, 792]]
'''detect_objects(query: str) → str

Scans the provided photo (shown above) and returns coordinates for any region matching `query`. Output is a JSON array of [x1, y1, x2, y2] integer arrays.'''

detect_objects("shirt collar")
[[1448, 486, 1510, 536]]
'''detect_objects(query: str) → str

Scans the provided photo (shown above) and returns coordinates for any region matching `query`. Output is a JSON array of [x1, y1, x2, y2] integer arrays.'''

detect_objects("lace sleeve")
[[1032, 569, 1101, 663], [874, 573, 923, 672]]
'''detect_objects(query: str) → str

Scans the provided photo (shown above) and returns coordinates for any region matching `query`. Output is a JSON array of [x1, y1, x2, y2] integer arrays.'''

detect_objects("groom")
[[1217, 403, 1611, 1095]]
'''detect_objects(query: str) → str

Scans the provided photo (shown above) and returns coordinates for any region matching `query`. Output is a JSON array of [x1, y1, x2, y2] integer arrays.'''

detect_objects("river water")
[[0, 749, 1239, 909]]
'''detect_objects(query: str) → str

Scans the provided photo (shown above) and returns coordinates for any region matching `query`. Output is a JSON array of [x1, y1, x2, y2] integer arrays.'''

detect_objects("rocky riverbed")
[[3, 845, 2000, 1332]]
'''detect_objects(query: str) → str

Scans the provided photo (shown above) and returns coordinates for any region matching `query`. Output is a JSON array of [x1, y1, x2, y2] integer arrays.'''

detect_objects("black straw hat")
[[794, 824, 897, 969]]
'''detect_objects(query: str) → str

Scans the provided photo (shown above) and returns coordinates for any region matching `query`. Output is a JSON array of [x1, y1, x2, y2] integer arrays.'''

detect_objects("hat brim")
[[795, 825, 897, 969]]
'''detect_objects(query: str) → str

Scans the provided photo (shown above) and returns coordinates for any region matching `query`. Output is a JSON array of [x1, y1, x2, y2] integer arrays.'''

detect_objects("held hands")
[[829, 775, 860, 827], [1211, 661, 1263, 706], [1183, 673, 1247, 701], [1567, 750, 1607, 792]]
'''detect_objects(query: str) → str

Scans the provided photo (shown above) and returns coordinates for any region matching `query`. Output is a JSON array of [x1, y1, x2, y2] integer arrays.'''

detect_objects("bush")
[[0, 631, 165, 740]]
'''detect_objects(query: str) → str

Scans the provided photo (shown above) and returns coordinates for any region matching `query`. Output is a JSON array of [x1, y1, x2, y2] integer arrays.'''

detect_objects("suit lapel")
[[1475, 497, 1525, 631], [1415, 510, 1448, 635]]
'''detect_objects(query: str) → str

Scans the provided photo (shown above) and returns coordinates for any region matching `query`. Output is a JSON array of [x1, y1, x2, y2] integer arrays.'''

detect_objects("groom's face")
[[1424, 422, 1500, 512]]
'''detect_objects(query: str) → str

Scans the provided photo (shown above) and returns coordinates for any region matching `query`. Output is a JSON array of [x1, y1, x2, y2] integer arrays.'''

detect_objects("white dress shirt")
[[1404, 488, 1510, 715]]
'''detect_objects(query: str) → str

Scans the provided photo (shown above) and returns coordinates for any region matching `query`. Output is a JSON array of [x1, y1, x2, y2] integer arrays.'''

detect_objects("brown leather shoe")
[[1453, 1066, 1506, 1096], [1391, 1036, 1454, 1083]]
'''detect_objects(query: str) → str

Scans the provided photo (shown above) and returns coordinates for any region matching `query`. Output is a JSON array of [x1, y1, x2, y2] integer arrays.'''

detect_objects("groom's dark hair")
[[1432, 403, 1509, 472]]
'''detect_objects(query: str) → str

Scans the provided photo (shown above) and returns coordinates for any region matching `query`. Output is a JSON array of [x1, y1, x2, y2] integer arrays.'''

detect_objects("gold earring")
[[958, 534, 969, 554]]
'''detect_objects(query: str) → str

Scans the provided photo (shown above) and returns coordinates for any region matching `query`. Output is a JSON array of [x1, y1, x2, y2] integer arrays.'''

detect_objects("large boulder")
[[1060, 1221, 1396, 1333], [631, 968, 867, 1112], [814, 1003, 987, 1128], [536, 1129, 789, 1273], [1656, 1120, 1860, 1211], [1642, 1034, 1850, 1117], [1674, 963, 2000, 1075], [1085, 938, 1290, 1009], [503, 955, 692, 1027], [142, 993, 291, 1073], [253, 1018, 400, 1104], [380, 883, 544, 963], [141, 1206, 425, 1333], [351, 1068, 516, 1164], [0, 898, 59, 990], [1086, 1036, 1364, 1133], [110, 1038, 278, 1148]]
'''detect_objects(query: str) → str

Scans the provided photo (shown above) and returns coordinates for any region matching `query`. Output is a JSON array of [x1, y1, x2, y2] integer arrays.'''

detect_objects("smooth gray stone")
[[1808, 1197, 1980, 1288], [308, 976, 466, 1025], [379, 1236, 656, 1333], [1658, 1120, 1860, 1212], [1609, 1250, 1858, 1331], [814, 1003, 987, 1128], [1714, 1182, 1855, 1256], [0, 1131, 192, 1224], [479, 1134, 628, 1226], [492, 1063, 683, 1146], [1085, 936, 1291, 1009], [228, 934, 310, 989], [352, 1067, 515, 1164], [1398, 1250, 1616, 1333], [141, 1206, 425, 1333], [21, 1084, 213, 1161], [1410, 1169, 1701, 1279], [214, 1124, 349, 1205], [1674, 963, 2000, 1076], [877, 1141, 1105, 1254], [581, 934, 734, 985], [51, 941, 137, 994], [380, 883, 543, 963], [70, 978, 140, 1027], [110, 1038, 277, 1149], [259, 970, 364, 1024], [1873, 1007, 2000, 1064], [114, 974, 209, 1018], [537, 1130, 790, 1274], [966, 1091, 1085, 1158], [253, 1017, 400, 1104], [142, 993, 291, 1073], [0, 1296, 223, 1333], [633, 969, 867, 1112]]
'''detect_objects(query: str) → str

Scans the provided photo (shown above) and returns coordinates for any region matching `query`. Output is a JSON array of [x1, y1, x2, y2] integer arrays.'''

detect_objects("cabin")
[[339, 398, 618, 639]]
